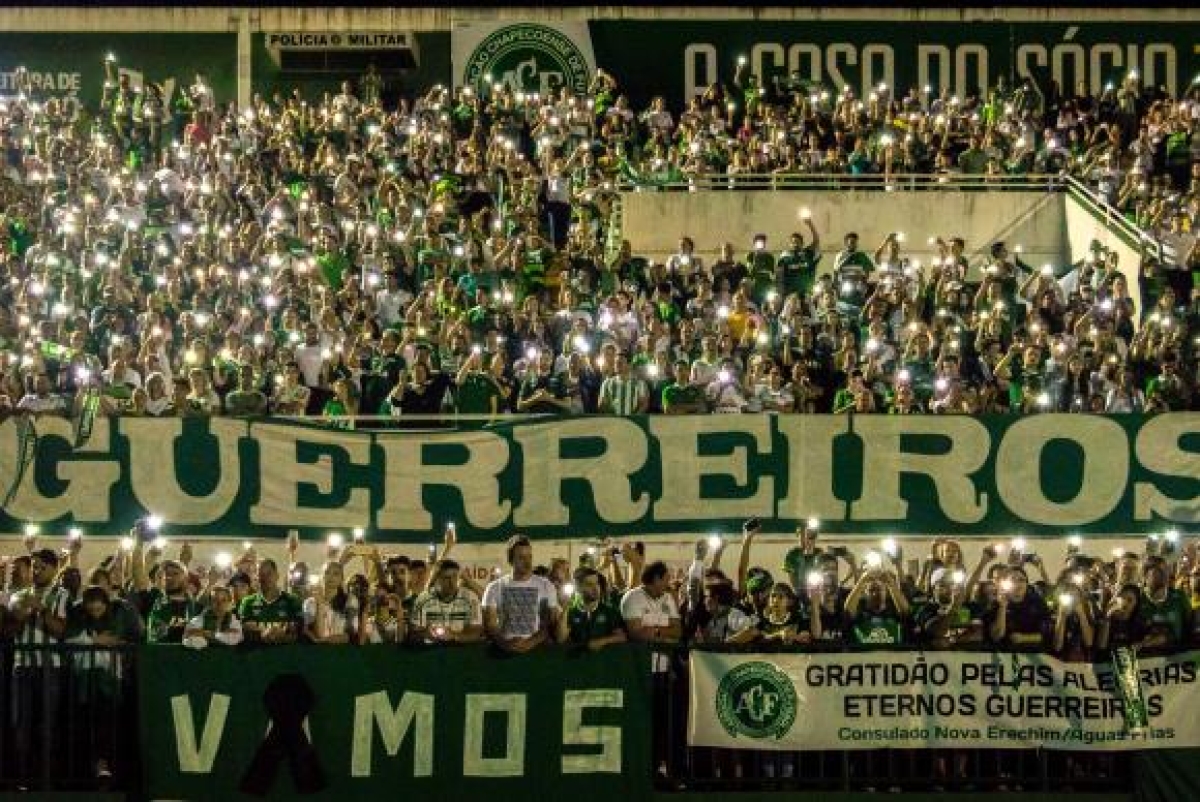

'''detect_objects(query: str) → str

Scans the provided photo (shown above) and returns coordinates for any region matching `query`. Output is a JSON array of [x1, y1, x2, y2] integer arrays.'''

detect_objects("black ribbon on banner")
[[239, 673, 327, 796]]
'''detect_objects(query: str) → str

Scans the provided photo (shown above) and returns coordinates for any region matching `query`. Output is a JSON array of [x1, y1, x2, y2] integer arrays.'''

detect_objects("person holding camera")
[[988, 568, 1050, 651]]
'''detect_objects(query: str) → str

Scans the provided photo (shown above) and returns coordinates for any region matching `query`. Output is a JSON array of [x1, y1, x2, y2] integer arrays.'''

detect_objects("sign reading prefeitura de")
[[0, 414, 1195, 540], [452, 20, 1200, 105]]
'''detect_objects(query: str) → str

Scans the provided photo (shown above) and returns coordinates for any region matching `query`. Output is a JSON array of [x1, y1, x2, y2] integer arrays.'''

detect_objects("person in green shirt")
[[1139, 560, 1191, 652], [1145, 359, 1190, 412], [778, 219, 822, 299], [517, 349, 568, 413], [845, 567, 909, 647], [322, 378, 356, 429], [557, 568, 627, 650], [913, 553, 993, 650], [662, 359, 707, 413], [957, 135, 989, 174], [745, 234, 777, 303], [455, 349, 502, 415], [519, 234, 552, 299], [146, 560, 202, 644], [781, 519, 822, 595], [238, 559, 303, 644]]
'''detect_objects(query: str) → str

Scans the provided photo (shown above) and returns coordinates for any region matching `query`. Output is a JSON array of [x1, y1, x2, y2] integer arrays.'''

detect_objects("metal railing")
[[657, 646, 1133, 795], [616, 172, 1067, 193], [0, 644, 138, 794], [0, 642, 1138, 796], [1064, 175, 1165, 262]]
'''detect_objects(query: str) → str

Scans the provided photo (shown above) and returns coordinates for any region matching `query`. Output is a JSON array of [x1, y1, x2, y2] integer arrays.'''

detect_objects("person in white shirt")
[[620, 561, 682, 647], [272, 362, 312, 415], [482, 535, 560, 652], [375, 272, 409, 328], [293, 322, 327, 388], [16, 374, 67, 416], [302, 561, 350, 644], [183, 585, 244, 648]]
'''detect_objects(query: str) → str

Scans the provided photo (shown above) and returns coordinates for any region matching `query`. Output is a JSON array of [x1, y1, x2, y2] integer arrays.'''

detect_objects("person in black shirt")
[[749, 583, 813, 647], [1097, 583, 1148, 650], [517, 349, 568, 413], [809, 554, 850, 645], [987, 568, 1049, 651]]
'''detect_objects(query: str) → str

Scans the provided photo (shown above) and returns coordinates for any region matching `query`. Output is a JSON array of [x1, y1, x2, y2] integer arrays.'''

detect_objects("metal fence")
[[0, 644, 138, 794], [616, 172, 1068, 193], [656, 646, 1133, 795], [0, 643, 1136, 796]]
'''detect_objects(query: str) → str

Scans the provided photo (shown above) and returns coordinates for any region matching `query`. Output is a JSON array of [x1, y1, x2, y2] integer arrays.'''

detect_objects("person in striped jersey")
[[409, 559, 483, 644], [598, 353, 648, 415], [7, 548, 69, 779]]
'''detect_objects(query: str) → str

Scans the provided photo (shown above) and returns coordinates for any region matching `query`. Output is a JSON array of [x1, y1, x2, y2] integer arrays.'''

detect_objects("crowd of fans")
[[0, 57, 1195, 424], [3, 519, 1197, 785], [6, 520, 1195, 655]]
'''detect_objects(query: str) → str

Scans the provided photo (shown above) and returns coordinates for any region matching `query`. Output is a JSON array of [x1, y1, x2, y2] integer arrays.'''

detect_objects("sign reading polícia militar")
[[265, 32, 412, 50], [453, 22, 595, 96], [0, 414, 1195, 541]]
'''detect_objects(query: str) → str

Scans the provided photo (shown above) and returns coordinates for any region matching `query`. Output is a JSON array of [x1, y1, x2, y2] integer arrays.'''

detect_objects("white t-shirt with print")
[[482, 574, 560, 639]]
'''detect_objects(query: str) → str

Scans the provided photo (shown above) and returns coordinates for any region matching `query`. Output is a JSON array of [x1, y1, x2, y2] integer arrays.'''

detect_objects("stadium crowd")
[[0, 57, 1194, 424], [5, 520, 1196, 656], [9, 519, 1194, 788], [1, 51, 1198, 795]]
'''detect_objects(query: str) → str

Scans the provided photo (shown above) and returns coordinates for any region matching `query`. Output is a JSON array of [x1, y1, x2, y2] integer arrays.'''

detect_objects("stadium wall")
[[618, 189, 1070, 273], [0, 8, 1197, 108]]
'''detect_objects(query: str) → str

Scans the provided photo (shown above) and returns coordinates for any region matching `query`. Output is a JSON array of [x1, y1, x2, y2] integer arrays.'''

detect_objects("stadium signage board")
[[142, 643, 650, 799], [453, 22, 596, 96], [0, 33, 236, 107], [0, 414, 1195, 540], [579, 21, 1200, 104], [265, 32, 411, 50]]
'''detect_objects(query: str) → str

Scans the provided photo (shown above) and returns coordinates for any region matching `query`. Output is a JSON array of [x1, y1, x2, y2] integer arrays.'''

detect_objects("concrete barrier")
[[619, 188, 1070, 279]]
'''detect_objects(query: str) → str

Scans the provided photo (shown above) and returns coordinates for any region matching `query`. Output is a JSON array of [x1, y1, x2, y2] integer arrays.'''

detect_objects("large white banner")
[[452, 21, 595, 95], [689, 650, 1200, 752]]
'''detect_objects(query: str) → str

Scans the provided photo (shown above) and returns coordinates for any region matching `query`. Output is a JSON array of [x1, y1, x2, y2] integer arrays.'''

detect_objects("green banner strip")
[[587, 20, 1200, 105], [139, 643, 652, 802], [0, 414, 1196, 540]]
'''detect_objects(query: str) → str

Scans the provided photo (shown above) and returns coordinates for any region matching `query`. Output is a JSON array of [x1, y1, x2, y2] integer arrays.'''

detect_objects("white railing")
[[616, 172, 1065, 192], [1063, 175, 1164, 261]]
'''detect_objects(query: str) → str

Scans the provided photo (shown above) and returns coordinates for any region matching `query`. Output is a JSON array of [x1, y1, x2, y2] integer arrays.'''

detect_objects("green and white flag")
[[1111, 646, 1150, 734]]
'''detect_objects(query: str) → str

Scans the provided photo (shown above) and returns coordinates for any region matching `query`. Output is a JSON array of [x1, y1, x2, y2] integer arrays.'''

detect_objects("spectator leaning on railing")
[[0, 55, 1194, 425]]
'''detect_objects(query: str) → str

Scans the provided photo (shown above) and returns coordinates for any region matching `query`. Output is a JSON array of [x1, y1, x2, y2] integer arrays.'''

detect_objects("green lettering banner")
[[139, 643, 652, 801], [1, 414, 1196, 540], [586, 20, 1200, 105], [0, 33, 236, 107]]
